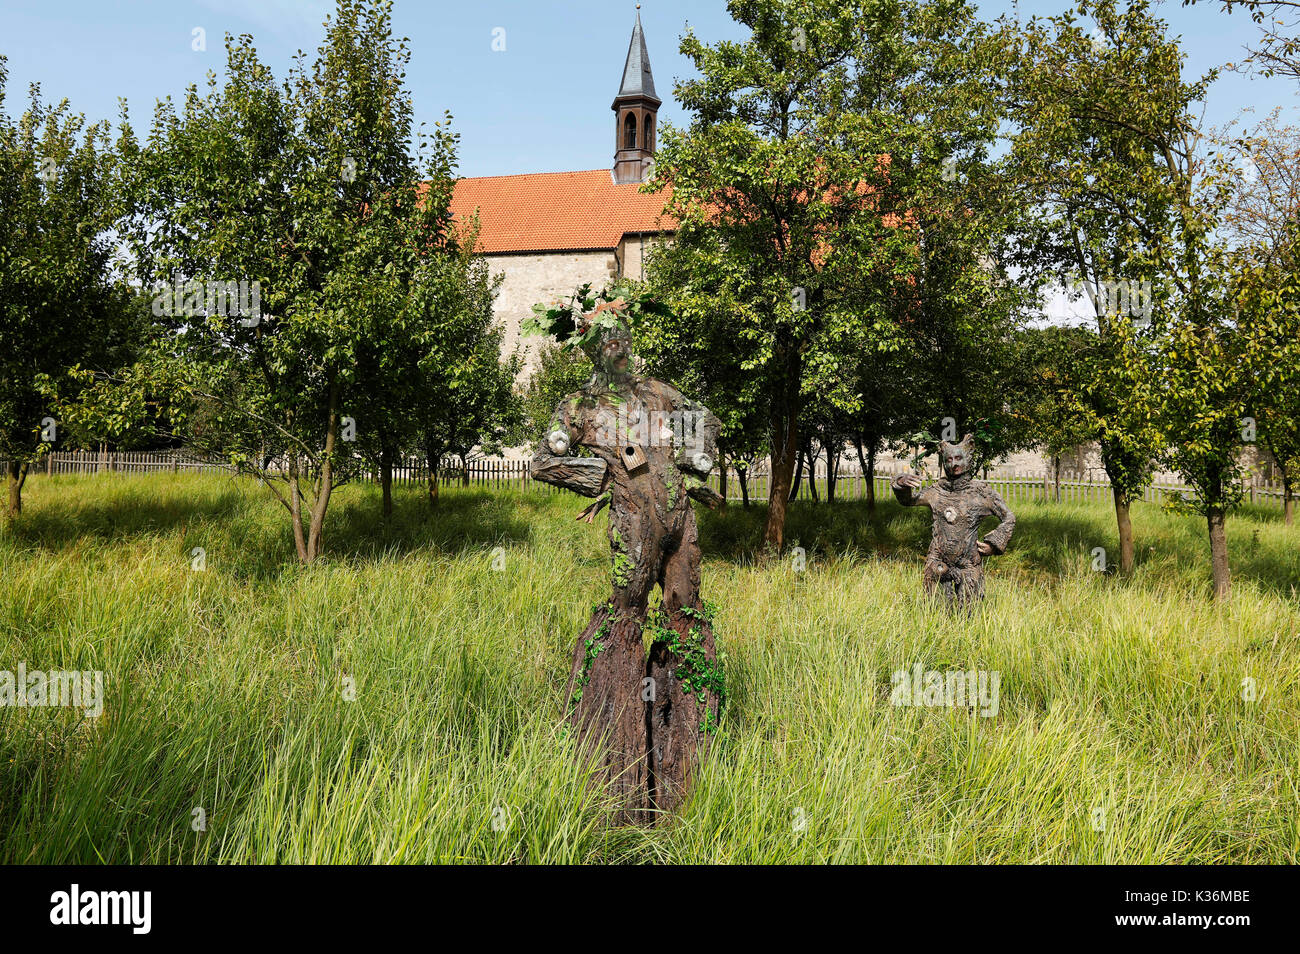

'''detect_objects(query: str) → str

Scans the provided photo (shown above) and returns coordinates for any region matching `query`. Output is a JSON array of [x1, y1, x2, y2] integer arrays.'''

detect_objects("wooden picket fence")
[[40, 449, 234, 476], [31, 450, 541, 489], [18, 450, 1295, 510], [716, 462, 1291, 510]]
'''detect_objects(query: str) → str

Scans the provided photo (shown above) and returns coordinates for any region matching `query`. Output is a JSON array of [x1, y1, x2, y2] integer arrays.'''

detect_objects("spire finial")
[[613, 7, 659, 105]]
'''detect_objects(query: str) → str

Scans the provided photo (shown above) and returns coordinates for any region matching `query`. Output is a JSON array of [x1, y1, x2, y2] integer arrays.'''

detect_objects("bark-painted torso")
[[527, 316, 723, 824], [546, 376, 702, 552], [892, 434, 1016, 607], [910, 475, 1015, 569]]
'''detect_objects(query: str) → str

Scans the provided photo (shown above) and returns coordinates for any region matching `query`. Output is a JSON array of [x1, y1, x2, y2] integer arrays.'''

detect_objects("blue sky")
[[0, 0, 1296, 178]]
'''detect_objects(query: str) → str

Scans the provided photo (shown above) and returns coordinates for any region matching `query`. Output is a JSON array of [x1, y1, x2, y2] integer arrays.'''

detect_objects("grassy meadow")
[[0, 472, 1297, 863]]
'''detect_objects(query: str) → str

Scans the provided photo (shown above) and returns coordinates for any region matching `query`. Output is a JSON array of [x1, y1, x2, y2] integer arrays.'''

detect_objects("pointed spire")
[[614, 8, 660, 106]]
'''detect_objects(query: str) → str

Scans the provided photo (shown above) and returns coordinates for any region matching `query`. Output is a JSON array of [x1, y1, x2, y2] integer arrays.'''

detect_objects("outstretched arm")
[[529, 396, 608, 498], [666, 389, 721, 479], [979, 486, 1016, 555], [659, 387, 724, 508], [891, 473, 932, 508]]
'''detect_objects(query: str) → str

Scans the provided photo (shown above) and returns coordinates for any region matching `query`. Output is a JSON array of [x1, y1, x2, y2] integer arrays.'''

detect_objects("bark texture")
[[891, 435, 1015, 609], [1113, 486, 1134, 574], [1208, 509, 1231, 601], [6, 460, 26, 520], [535, 362, 724, 825]]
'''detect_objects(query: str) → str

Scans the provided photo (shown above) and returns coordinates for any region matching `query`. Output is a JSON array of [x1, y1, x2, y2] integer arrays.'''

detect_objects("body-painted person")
[[891, 434, 1015, 608], [531, 306, 723, 823]]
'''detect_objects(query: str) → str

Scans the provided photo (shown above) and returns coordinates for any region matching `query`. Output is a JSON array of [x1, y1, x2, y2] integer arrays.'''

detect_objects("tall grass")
[[0, 473, 1296, 862]]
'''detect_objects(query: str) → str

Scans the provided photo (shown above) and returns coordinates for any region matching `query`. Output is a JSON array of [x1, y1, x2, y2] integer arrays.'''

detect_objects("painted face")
[[942, 444, 970, 478], [600, 334, 631, 377]]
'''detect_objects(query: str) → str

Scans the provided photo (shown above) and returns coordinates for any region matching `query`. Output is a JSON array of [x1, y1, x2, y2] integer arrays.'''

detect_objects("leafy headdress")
[[525, 281, 667, 364]]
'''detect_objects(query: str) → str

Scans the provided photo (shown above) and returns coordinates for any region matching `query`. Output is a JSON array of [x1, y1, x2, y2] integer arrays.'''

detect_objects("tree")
[[419, 315, 522, 504], [647, 0, 1010, 549], [1236, 249, 1300, 523], [639, 244, 769, 508], [1221, 113, 1300, 525], [1017, 326, 1095, 502], [0, 58, 129, 520], [843, 337, 908, 512], [124, 0, 466, 561], [517, 343, 590, 446], [353, 222, 517, 519], [1003, 0, 1240, 588]]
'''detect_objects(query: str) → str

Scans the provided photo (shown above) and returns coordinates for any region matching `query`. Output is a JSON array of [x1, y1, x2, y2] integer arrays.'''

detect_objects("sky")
[[2, 0, 1298, 180]]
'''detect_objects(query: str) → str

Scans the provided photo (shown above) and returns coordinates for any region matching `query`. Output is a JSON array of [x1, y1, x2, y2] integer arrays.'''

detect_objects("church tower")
[[611, 8, 660, 184]]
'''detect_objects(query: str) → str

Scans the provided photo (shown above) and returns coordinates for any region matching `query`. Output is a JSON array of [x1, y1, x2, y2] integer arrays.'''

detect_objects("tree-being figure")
[[891, 434, 1015, 608], [531, 313, 724, 824]]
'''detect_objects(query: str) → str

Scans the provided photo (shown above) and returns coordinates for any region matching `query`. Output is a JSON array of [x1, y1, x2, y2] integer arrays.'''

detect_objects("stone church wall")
[[484, 250, 617, 377]]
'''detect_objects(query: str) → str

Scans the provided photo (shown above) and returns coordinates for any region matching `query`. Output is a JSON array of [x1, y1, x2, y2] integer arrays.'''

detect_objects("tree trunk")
[[1284, 478, 1294, 526], [461, 455, 470, 487], [425, 445, 440, 509], [1053, 455, 1062, 504], [305, 381, 340, 563], [718, 452, 727, 502], [288, 455, 309, 563], [1113, 485, 1134, 574], [806, 439, 819, 503], [6, 460, 27, 520], [825, 446, 838, 504], [738, 465, 750, 509], [763, 409, 800, 552], [1207, 508, 1231, 601], [789, 444, 805, 502], [855, 439, 876, 513], [380, 446, 394, 522]]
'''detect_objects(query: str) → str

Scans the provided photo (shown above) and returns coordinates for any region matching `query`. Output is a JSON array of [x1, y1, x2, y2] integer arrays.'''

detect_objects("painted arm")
[[529, 396, 609, 498], [891, 473, 932, 508], [979, 486, 1016, 555], [668, 390, 721, 479]]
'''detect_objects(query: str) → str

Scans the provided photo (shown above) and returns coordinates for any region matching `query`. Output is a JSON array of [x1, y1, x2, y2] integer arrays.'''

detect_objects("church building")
[[448, 11, 674, 375]]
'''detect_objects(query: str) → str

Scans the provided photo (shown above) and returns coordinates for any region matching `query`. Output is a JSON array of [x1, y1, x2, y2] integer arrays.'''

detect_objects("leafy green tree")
[[1003, 0, 1238, 585], [1225, 118, 1300, 524], [124, 0, 465, 561], [0, 59, 130, 520], [646, 0, 1010, 549], [840, 337, 909, 512], [517, 344, 591, 446], [1235, 239, 1300, 525], [409, 239, 522, 507], [1016, 326, 1096, 502], [419, 315, 522, 504], [352, 221, 516, 519], [638, 245, 769, 506]]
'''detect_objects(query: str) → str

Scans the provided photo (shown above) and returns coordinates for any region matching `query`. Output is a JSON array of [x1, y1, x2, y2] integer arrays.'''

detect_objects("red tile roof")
[[449, 169, 676, 254]]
